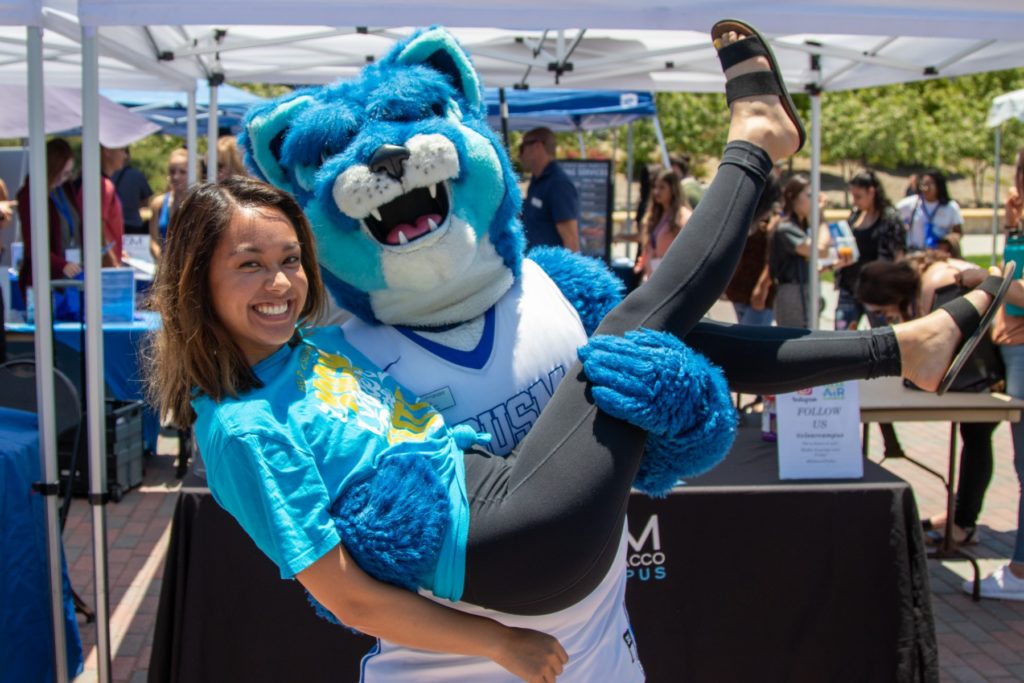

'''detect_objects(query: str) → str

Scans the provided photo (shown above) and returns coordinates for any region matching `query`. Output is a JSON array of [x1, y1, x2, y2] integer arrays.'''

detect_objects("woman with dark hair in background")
[[896, 168, 963, 250], [770, 174, 832, 327], [858, 254, 1000, 549], [17, 138, 80, 297], [634, 169, 691, 282], [834, 170, 906, 331]]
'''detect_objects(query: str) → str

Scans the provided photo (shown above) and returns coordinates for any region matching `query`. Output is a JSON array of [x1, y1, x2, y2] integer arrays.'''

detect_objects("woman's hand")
[[62, 262, 82, 278], [750, 282, 769, 311], [492, 626, 568, 682]]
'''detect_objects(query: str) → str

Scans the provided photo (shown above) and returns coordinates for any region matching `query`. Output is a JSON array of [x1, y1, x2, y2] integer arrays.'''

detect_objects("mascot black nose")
[[369, 144, 411, 180]]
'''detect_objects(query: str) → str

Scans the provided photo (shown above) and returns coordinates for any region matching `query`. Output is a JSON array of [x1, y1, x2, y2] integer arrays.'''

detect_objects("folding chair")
[[0, 359, 95, 622]]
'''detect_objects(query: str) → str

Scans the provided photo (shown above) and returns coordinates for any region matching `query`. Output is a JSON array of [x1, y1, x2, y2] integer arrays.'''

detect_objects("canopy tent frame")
[[5, 3, 1024, 680]]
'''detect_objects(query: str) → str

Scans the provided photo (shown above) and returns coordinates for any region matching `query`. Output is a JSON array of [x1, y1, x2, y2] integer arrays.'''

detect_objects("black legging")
[[955, 422, 998, 529], [460, 141, 902, 615]]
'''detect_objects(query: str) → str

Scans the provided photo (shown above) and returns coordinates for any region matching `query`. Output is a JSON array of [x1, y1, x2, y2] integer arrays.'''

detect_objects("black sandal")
[[711, 19, 806, 153], [937, 261, 1017, 395]]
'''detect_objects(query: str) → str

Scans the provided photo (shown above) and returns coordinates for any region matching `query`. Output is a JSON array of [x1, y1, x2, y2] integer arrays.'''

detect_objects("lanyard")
[[51, 186, 76, 240], [916, 199, 941, 248]]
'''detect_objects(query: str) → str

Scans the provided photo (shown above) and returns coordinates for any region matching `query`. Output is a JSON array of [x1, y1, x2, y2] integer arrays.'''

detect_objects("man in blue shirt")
[[519, 127, 579, 252]]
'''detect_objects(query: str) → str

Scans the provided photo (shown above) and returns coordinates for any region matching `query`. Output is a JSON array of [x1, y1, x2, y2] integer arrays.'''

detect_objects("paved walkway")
[[64, 288, 1023, 682]]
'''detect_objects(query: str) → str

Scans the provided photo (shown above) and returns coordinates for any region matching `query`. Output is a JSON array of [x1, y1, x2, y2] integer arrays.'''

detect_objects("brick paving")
[[58, 417, 1024, 682]]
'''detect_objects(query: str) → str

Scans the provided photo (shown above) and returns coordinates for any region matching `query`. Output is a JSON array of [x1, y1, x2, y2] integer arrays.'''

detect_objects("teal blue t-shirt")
[[192, 327, 470, 601]]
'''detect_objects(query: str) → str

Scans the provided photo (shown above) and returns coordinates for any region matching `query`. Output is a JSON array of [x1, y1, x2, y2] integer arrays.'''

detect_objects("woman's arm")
[[299, 543, 568, 682], [148, 194, 164, 262]]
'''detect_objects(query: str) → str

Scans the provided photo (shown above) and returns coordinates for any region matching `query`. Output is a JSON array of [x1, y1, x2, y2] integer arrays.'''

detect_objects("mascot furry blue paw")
[[241, 27, 735, 502]]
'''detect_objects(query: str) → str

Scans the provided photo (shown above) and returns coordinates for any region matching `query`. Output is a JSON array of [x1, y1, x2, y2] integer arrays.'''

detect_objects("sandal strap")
[[716, 36, 770, 71], [724, 71, 783, 106], [976, 274, 1004, 298], [939, 297, 981, 337]]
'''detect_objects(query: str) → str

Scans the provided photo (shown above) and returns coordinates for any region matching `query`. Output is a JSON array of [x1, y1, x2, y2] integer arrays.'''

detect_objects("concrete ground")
[[65, 244, 1024, 681]]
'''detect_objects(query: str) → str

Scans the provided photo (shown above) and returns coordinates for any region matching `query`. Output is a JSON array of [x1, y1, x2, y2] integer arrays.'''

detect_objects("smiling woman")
[[208, 205, 310, 364], [144, 178, 326, 428]]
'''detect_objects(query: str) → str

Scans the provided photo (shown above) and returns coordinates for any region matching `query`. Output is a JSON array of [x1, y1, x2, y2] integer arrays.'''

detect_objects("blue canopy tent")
[[101, 83, 265, 135], [484, 88, 656, 132]]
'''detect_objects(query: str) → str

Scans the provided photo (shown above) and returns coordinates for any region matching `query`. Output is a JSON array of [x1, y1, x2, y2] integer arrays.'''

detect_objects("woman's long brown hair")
[[641, 169, 685, 250], [144, 177, 326, 428]]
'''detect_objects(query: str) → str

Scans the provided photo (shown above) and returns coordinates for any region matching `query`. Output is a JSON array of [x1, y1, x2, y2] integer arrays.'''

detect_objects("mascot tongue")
[[385, 213, 442, 245]]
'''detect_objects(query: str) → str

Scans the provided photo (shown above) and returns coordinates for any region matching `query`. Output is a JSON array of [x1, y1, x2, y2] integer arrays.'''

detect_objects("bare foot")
[[716, 29, 800, 161], [893, 288, 995, 392]]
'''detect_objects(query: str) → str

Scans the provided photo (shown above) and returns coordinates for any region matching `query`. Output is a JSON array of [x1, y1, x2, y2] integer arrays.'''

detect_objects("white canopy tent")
[[66, 5, 1024, 330], [8, 2, 1023, 680]]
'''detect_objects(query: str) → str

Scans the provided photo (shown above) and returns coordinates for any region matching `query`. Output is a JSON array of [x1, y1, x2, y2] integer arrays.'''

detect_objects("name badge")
[[65, 248, 81, 264], [530, 196, 543, 209]]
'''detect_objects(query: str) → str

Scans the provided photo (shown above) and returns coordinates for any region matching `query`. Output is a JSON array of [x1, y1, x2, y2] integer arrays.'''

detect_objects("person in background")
[[17, 138, 80, 297], [633, 169, 691, 282], [72, 144, 126, 267], [858, 255, 999, 550], [216, 136, 249, 182], [833, 170, 906, 331], [833, 170, 908, 457], [0, 177, 12, 361], [896, 168, 963, 250], [904, 173, 919, 198], [670, 153, 706, 210], [936, 233, 962, 259], [148, 148, 189, 263], [518, 126, 580, 252], [770, 174, 832, 328], [985, 145, 1024, 601], [111, 147, 153, 235], [724, 174, 780, 326]]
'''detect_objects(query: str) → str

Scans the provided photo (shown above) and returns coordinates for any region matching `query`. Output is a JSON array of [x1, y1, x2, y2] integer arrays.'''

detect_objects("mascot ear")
[[239, 93, 315, 194], [395, 27, 482, 113]]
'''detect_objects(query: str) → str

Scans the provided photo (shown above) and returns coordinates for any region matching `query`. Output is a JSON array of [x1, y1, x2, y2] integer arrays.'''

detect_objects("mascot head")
[[241, 27, 524, 327]]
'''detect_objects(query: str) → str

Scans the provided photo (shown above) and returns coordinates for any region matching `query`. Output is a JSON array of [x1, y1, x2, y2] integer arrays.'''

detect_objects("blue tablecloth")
[[0, 408, 84, 682], [6, 311, 161, 450]]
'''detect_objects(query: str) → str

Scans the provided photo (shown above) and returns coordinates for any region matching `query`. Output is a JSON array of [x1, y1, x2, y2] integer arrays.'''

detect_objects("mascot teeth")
[[361, 181, 452, 248]]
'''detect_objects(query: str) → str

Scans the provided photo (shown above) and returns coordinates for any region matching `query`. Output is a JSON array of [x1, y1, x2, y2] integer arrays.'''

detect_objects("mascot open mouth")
[[363, 183, 451, 246]]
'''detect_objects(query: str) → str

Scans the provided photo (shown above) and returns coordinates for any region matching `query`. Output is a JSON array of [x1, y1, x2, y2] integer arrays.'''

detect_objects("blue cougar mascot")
[[240, 27, 735, 498]]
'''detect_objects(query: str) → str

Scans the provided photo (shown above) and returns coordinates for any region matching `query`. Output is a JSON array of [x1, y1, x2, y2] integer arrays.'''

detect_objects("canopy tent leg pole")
[[81, 25, 113, 683], [652, 114, 670, 169], [808, 59, 823, 331], [625, 122, 634, 239], [498, 87, 510, 154], [28, 25, 70, 683], [207, 81, 220, 183], [992, 125, 1002, 266], [186, 87, 198, 186]]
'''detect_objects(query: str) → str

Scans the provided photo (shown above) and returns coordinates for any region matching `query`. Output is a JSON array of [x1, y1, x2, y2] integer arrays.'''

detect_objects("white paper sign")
[[776, 381, 863, 479]]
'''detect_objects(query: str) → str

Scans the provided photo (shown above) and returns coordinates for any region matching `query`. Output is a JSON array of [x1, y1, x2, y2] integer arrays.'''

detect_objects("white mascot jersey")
[[344, 258, 587, 456], [343, 259, 645, 682]]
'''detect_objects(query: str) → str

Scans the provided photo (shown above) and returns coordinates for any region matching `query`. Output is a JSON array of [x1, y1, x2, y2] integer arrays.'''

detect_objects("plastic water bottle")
[[761, 395, 777, 442], [26, 286, 34, 325], [1006, 232, 1024, 316]]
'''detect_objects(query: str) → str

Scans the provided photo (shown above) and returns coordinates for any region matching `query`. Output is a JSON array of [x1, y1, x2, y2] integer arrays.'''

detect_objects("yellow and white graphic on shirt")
[[310, 348, 442, 443]]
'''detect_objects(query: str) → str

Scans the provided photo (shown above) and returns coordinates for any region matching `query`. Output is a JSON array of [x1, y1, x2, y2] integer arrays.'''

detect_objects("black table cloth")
[[150, 427, 937, 682]]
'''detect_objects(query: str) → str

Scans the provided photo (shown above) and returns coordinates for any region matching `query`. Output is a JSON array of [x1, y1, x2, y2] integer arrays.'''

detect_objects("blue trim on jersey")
[[359, 639, 382, 682], [395, 308, 496, 370]]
